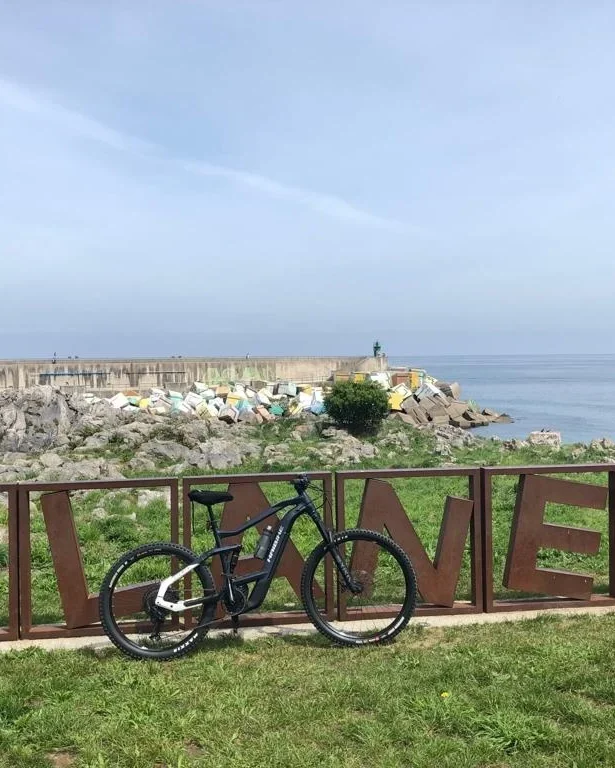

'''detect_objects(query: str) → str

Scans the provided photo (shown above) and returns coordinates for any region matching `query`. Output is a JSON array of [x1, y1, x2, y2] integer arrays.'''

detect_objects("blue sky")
[[1, 1, 615, 358]]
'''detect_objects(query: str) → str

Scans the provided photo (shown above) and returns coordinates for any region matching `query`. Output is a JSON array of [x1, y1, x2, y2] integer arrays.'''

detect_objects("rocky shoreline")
[[70, 369, 514, 433], [0, 386, 613, 487]]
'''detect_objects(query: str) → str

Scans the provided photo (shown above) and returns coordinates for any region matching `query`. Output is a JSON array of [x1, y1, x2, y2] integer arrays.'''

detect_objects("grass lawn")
[[1, 613, 615, 767]]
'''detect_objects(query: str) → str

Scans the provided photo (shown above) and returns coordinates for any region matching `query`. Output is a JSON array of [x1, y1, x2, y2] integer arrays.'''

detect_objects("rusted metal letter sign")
[[16, 469, 611, 638], [503, 474, 606, 600], [41, 491, 156, 628], [357, 479, 474, 606], [41, 483, 322, 628]]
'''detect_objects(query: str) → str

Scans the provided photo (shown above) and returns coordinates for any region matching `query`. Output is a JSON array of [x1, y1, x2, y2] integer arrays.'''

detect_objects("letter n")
[[354, 479, 474, 607]]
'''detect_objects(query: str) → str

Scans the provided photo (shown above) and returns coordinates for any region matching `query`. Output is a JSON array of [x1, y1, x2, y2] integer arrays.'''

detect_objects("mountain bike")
[[99, 474, 417, 661]]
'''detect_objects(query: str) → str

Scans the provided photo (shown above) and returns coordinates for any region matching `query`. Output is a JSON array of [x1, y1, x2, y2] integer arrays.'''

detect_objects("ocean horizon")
[[2, 352, 613, 444], [390, 354, 615, 444]]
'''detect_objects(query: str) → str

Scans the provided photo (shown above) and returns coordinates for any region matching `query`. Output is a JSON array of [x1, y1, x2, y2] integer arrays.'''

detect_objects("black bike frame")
[[187, 490, 346, 615]]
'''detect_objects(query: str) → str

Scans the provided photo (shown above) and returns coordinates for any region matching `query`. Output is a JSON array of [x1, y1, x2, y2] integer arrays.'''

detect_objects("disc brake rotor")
[[341, 570, 373, 597]]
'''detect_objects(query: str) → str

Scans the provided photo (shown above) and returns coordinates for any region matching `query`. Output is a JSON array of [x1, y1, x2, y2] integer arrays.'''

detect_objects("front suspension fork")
[[323, 530, 361, 594]]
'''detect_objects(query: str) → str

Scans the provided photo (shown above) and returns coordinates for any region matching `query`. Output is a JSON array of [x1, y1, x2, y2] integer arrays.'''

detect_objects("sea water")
[[390, 354, 615, 444]]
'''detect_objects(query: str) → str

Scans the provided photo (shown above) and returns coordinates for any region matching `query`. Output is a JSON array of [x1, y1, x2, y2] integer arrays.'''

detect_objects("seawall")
[[0, 356, 386, 395]]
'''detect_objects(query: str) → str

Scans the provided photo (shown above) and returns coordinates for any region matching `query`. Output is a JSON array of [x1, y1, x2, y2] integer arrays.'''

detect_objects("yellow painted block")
[[196, 401, 212, 418], [388, 392, 405, 411], [409, 370, 427, 390], [226, 392, 242, 406], [352, 372, 367, 381], [139, 398, 150, 409]]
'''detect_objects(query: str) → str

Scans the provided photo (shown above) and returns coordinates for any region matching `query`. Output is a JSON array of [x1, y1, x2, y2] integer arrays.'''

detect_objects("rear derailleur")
[[144, 586, 179, 641]]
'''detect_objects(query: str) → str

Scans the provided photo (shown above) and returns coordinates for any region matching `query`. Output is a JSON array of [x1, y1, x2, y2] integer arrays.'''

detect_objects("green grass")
[[2, 614, 615, 766]]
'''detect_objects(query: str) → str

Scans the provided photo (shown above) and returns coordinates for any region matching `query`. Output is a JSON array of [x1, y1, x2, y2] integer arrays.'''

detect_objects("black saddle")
[[188, 489, 233, 506]]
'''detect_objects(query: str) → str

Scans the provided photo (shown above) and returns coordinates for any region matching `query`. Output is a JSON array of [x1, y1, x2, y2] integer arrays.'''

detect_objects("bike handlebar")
[[292, 474, 311, 493]]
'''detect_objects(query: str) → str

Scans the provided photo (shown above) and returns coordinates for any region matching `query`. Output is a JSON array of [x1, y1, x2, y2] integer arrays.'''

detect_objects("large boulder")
[[37, 458, 126, 482], [0, 386, 125, 453], [72, 403, 122, 440], [503, 439, 529, 451], [39, 452, 64, 469], [138, 440, 191, 463], [589, 438, 615, 452], [147, 419, 210, 450], [528, 431, 562, 449], [0, 466, 27, 483], [176, 420, 214, 446], [127, 455, 157, 473], [309, 429, 378, 464], [199, 437, 260, 470], [380, 428, 411, 449], [80, 432, 114, 450], [430, 424, 477, 450], [202, 440, 242, 469], [110, 421, 157, 448], [263, 442, 291, 467], [0, 386, 73, 452]]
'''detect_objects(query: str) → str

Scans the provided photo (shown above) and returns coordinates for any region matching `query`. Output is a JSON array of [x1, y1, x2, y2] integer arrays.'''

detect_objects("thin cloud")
[[0, 77, 412, 231], [183, 161, 410, 231], [0, 78, 153, 154]]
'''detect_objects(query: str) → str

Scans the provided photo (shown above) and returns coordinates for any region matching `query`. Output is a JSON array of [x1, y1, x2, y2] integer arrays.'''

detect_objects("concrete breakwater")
[[0, 355, 384, 395]]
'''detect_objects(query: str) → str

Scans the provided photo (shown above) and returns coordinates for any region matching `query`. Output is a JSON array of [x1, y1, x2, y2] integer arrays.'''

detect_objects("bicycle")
[[99, 474, 417, 661]]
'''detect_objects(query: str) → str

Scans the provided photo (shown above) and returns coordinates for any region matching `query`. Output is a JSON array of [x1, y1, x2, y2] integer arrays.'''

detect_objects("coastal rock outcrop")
[[527, 431, 562, 449]]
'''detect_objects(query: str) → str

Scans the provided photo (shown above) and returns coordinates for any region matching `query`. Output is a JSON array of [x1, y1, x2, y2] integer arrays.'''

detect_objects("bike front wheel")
[[99, 542, 217, 661], [301, 529, 417, 646]]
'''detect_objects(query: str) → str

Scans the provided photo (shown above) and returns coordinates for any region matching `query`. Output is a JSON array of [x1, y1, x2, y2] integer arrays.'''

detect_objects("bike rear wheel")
[[301, 529, 417, 646], [99, 542, 216, 661]]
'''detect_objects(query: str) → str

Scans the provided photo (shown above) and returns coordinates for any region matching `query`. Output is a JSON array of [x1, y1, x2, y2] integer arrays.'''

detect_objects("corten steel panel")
[[335, 468, 484, 621], [610, 472, 615, 598], [483, 465, 615, 613], [0, 484, 19, 641], [182, 472, 334, 628], [19, 478, 180, 640]]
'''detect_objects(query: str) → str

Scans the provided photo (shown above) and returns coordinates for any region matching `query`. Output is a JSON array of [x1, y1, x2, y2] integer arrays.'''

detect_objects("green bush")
[[324, 379, 389, 435]]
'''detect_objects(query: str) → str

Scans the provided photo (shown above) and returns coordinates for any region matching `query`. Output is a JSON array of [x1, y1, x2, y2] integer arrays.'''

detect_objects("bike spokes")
[[100, 544, 216, 659], [302, 530, 416, 645]]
